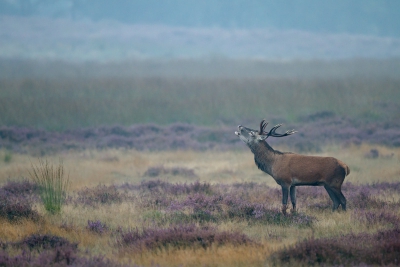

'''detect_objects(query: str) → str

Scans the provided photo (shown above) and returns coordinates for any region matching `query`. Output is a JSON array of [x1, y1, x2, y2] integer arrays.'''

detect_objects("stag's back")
[[272, 153, 350, 186]]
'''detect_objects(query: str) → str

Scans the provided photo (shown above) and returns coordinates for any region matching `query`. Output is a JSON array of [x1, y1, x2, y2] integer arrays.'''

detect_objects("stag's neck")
[[249, 141, 280, 176]]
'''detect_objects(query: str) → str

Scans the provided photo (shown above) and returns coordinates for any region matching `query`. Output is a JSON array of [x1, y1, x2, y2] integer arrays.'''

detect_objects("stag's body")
[[236, 120, 349, 214]]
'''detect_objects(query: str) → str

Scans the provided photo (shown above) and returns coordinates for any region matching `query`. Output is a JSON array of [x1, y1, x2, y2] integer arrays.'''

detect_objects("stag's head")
[[235, 120, 297, 146]]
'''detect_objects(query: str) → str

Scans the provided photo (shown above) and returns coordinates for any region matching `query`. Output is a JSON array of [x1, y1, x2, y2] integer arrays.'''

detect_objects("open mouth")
[[235, 125, 242, 136]]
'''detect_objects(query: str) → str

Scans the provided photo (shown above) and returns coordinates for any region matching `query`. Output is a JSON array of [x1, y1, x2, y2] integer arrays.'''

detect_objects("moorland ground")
[[0, 144, 399, 266]]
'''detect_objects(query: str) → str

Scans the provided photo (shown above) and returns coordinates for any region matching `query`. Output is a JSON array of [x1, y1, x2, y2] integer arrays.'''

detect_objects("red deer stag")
[[235, 119, 350, 214]]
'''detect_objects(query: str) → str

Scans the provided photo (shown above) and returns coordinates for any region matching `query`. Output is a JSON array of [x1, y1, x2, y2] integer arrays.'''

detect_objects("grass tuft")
[[29, 158, 69, 214]]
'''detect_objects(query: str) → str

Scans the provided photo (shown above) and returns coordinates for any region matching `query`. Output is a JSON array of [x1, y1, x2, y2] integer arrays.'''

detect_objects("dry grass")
[[1, 144, 399, 188], [0, 145, 399, 266]]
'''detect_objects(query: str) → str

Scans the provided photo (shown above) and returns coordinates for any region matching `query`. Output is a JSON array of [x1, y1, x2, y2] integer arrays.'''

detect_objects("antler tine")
[[285, 129, 298, 135], [266, 124, 297, 137], [259, 119, 268, 134], [264, 124, 281, 135]]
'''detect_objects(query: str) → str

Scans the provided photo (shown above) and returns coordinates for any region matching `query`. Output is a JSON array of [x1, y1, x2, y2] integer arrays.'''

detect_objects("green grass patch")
[[29, 158, 69, 214]]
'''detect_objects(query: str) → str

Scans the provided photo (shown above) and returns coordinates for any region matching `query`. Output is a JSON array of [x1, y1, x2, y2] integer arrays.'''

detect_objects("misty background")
[[1, 1, 400, 60], [0, 1, 400, 145]]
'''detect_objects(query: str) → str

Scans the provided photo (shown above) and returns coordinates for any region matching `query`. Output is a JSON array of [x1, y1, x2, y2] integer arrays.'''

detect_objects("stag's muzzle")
[[235, 125, 242, 136]]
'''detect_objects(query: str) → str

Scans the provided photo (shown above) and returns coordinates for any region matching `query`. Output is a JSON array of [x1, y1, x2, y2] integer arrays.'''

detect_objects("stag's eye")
[[249, 131, 255, 136]]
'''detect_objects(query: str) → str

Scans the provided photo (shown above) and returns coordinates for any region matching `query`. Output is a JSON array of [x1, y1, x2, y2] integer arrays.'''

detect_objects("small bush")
[[271, 228, 400, 266], [87, 220, 109, 234], [343, 183, 387, 209], [168, 193, 315, 227], [0, 189, 39, 221], [29, 159, 69, 214], [0, 233, 131, 267], [0, 246, 128, 267], [76, 185, 122, 207], [352, 209, 399, 227], [143, 166, 197, 178], [15, 234, 77, 252], [134, 180, 211, 194], [225, 200, 315, 227], [1, 180, 39, 196], [118, 224, 254, 253]]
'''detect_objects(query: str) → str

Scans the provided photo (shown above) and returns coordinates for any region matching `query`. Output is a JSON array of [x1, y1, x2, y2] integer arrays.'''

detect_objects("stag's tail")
[[338, 160, 350, 176], [345, 165, 350, 176]]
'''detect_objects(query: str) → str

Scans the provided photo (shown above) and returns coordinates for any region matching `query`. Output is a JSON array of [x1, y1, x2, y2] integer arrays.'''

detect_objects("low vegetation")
[[29, 159, 69, 214], [0, 145, 399, 266], [271, 228, 400, 266]]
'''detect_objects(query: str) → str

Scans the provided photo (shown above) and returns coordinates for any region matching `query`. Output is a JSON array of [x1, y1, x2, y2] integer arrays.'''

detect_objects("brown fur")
[[236, 122, 350, 214]]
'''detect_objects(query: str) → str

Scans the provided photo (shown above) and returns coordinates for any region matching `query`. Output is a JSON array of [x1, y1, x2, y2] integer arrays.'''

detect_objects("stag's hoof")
[[281, 205, 288, 215]]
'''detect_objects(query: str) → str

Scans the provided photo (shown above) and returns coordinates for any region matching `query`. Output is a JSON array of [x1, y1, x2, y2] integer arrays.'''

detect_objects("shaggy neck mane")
[[249, 140, 282, 176]]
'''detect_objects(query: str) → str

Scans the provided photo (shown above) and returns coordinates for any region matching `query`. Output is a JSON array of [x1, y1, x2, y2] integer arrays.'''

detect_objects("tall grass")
[[29, 159, 69, 214], [0, 58, 399, 131], [1, 76, 399, 131]]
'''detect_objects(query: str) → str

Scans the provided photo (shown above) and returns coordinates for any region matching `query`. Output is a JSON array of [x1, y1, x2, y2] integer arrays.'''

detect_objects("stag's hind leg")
[[281, 186, 289, 215], [290, 186, 296, 212], [324, 185, 340, 211], [330, 187, 347, 211], [339, 191, 347, 211]]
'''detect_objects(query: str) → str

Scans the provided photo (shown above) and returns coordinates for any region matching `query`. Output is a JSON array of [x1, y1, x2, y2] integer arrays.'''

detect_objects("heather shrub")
[[367, 181, 400, 192], [29, 159, 69, 214], [300, 182, 392, 210], [352, 209, 399, 228], [343, 183, 387, 209], [87, 220, 109, 234], [118, 224, 254, 253], [1, 180, 39, 197], [0, 233, 133, 267], [168, 193, 315, 227], [364, 148, 380, 158], [0, 189, 39, 221], [271, 228, 400, 266], [0, 247, 130, 267], [15, 234, 78, 252], [225, 200, 315, 227], [181, 181, 213, 195], [143, 166, 197, 178], [2, 114, 400, 152], [76, 185, 122, 207], [119, 180, 213, 210], [137, 180, 212, 194]]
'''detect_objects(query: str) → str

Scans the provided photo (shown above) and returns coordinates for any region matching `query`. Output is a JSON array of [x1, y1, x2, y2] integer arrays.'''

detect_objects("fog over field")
[[1, 1, 400, 61], [1, 16, 400, 61]]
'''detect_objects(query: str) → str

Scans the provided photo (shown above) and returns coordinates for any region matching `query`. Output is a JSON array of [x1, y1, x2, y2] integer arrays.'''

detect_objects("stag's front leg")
[[290, 185, 296, 213], [281, 186, 289, 215]]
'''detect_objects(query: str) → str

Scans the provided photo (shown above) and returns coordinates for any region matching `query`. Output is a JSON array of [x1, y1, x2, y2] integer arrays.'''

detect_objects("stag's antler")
[[259, 119, 268, 134], [264, 123, 297, 137]]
